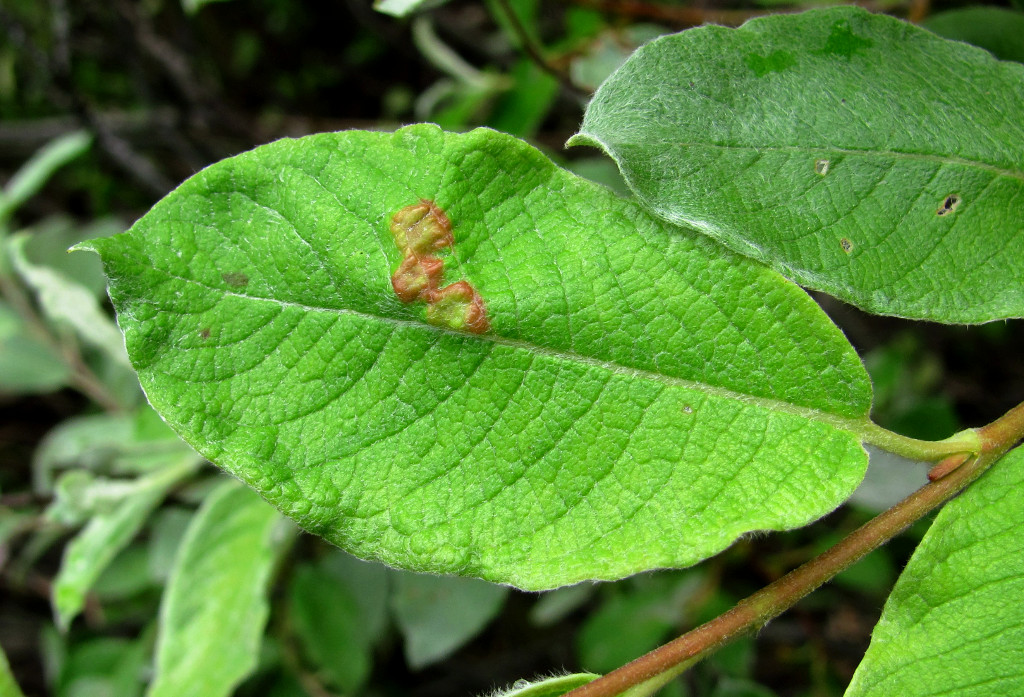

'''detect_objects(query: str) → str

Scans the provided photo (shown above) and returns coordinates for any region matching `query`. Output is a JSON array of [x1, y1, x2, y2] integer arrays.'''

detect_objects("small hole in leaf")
[[682, 405, 694, 414], [814, 159, 830, 176], [936, 194, 961, 216], [199, 328, 211, 339], [840, 238, 853, 254]]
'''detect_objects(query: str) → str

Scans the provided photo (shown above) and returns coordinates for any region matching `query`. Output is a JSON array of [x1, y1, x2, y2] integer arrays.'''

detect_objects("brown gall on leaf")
[[390, 199, 454, 255], [391, 253, 444, 303], [426, 280, 490, 334]]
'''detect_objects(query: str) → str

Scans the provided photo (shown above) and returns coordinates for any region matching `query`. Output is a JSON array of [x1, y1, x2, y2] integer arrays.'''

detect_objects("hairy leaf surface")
[[846, 447, 1024, 696], [572, 7, 1024, 323], [83, 125, 873, 589]]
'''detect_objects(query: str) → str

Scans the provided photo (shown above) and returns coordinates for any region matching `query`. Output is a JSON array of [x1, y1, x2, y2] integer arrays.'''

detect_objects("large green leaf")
[[571, 7, 1024, 323], [147, 480, 287, 697], [845, 446, 1024, 695], [81, 125, 875, 590]]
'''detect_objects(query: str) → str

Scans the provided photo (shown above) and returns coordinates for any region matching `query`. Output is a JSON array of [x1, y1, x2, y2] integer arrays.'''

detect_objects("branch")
[[563, 404, 1024, 697], [491, 0, 590, 100]]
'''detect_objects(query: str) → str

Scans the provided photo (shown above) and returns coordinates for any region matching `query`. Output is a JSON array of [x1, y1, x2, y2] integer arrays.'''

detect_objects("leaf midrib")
[[172, 279, 873, 437]]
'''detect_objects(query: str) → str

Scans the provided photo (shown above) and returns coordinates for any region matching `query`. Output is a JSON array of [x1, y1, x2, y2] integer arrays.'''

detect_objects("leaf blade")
[[82, 126, 873, 589], [147, 480, 287, 697], [51, 453, 199, 630], [846, 447, 1024, 696], [572, 7, 1024, 322]]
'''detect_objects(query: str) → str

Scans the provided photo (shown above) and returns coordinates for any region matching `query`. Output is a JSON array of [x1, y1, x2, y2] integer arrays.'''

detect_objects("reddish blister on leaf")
[[388, 200, 490, 334], [426, 280, 490, 334], [391, 252, 444, 303], [390, 199, 454, 255]]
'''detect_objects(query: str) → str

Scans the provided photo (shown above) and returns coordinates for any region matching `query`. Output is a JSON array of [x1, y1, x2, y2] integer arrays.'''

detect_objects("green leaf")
[[391, 570, 509, 668], [570, 25, 668, 92], [33, 414, 133, 493], [288, 555, 389, 692], [0, 644, 27, 697], [10, 233, 131, 368], [0, 131, 91, 223], [146, 507, 194, 583], [147, 480, 288, 697], [375, 0, 450, 18], [487, 60, 558, 138], [492, 673, 602, 697], [0, 300, 70, 394], [571, 7, 1024, 323], [845, 447, 1024, 696], [80, 125, 875, 590], [57, 637, 146, 697], [922, 7, 1024, 64], [52, 453, 199, 630]]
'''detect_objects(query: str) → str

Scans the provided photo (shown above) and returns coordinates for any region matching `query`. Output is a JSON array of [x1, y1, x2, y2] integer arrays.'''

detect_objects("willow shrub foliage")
[[71, 8, 1023, 697]]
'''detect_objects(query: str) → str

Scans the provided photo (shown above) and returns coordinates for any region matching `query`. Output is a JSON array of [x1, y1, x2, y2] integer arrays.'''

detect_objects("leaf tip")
[[565, 132, 602, 151]]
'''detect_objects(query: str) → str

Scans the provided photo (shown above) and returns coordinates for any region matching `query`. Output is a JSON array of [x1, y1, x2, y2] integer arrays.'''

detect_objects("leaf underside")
[[846, 447, 1024, 696], [83, 125, 872, 589], [148, 481, 283, 697], [572, 7, 1024, 323]]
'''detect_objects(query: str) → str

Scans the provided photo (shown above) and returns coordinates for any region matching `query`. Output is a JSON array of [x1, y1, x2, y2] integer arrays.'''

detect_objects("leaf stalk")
[[856, 421, 980, 462]]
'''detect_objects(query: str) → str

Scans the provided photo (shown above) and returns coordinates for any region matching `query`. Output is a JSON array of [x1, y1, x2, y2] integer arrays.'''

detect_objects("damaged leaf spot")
[[814, 21, 874, 60], [840, 238, 853, 254], [199, 328, 211, 340], [221, 272, 249, 288], [426, 281, 490, 335], [744, 50, 796, 77], [814, 159, 830, 176], [391, 199, 454, 255], [936, 194, 961, 216], [388, 200, 491, 334]]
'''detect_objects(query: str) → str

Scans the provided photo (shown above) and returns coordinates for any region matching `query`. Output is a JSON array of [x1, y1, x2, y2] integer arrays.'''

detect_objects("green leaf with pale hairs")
[[572, 7, 1024, 323], [79, 125, 874, 589]]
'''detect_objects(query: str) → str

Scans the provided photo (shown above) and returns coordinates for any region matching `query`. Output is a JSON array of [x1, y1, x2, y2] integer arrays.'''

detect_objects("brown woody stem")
[[564, 403, 1024, 697]]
